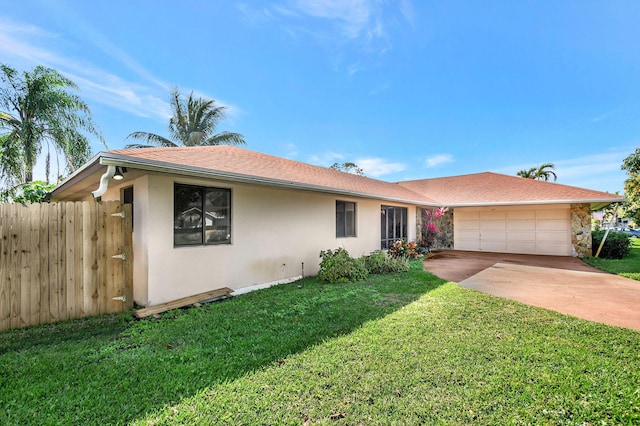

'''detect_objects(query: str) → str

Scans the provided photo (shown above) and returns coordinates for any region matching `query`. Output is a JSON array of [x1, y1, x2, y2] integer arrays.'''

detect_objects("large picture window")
[[174, 183, 231, 246], [336, 200, 356, 237], [381, 205, 407, 249]]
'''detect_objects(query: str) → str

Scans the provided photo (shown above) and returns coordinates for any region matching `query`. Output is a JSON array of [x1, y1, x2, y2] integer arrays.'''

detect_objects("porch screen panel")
[[381, 205, 408, 249]]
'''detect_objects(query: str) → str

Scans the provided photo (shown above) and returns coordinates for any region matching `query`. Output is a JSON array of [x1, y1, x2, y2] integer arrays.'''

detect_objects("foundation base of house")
[[230, 275, 304, 296]]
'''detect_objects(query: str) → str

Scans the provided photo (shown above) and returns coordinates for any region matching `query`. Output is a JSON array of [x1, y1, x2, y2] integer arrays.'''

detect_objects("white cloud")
[[424, 154, 454, 168], [245, 0, 413, 69], [0, 19, 242, 124], [281, 142, 299, 158], [592, 110, 617, 123], [398, 0, 416, 25], [497, 149, 631, 193], [356, 157, 406, 177], [289, 0, 372, 39], [308, 151, 345, 165]]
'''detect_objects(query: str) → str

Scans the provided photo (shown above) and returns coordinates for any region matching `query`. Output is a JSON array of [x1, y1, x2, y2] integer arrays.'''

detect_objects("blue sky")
[[1, 0, 638, 194]]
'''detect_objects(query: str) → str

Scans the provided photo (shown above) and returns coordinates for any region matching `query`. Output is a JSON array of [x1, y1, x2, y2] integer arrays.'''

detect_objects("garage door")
[[454, 205, 571, 256]]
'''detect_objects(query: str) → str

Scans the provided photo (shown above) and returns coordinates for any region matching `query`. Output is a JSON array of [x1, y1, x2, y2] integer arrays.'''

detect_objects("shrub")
[[388, 240, 420, 259], [318, 248, 368, 284], [363, 251, 410, 274], [592, 230, 631, 259]]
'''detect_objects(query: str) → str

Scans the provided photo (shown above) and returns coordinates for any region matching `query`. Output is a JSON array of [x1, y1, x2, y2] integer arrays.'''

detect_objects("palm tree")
[[125, 89, 245, 148], [517, 163, 557, 181], [0, 64, 102, 187]]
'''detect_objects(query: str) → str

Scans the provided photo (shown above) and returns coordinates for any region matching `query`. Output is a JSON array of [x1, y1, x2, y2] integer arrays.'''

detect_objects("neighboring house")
[[50, 146, 623, 307]]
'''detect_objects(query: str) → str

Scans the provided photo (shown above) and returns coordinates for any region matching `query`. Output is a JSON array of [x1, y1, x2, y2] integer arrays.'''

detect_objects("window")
[[336, 200, 356, 237], [174, 183, 231, 246], [381, 205, 407, 249]]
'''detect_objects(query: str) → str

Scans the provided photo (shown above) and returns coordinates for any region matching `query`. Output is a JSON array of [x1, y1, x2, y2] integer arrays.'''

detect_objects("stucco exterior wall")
[[570, 203, 592, 258], [107, 173, 416, 307]]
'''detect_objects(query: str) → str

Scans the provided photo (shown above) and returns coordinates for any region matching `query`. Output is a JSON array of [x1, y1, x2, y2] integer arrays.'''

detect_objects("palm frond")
[[125, 131, 177, 148], [127, 88, 246, 149], [203, 131, 246, 146]]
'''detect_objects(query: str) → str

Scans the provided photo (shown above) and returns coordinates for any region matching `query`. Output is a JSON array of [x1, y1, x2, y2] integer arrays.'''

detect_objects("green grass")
[[2, 261, 640, 425], [584, 237, 640, 281]]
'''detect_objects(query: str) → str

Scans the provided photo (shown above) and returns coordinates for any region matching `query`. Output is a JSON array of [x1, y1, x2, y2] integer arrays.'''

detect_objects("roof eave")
[[442, 198, 625, 208], [49, 153, 103, 198], [90, 152, 435, 206]]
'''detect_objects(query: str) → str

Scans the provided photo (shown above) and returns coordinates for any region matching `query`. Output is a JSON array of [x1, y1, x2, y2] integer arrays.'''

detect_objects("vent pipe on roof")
[[91, 165, 117, 199]]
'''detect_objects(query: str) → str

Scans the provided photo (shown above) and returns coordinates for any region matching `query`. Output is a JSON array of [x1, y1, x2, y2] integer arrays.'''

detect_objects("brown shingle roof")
[[57, 146, 621, 207], [398, 172, 623, 205], [106, 146, 436, 204]]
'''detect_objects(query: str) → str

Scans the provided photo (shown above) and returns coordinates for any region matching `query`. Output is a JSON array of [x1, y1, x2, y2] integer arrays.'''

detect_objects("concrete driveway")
[[423, 250, 640, 332]]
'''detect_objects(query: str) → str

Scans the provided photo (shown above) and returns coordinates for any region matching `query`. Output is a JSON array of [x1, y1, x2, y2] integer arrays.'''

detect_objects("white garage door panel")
[[480, 211, 506, 220], [482, 230, 507, 240], [507, 221, 536, 231], [538, 220, 568, 231], [457, 230, 480, 239], [507, 231, 536, 241], [507, 242, 536, 253], [507, 210, 536, 220], [457, 211, 480, 220], [457, 221, 479, 231], [537, 231, 570, 243], [454, 206, 571, 256], [481, 221, 507, 230], [537, 209, 567, 219], [481, 241, 507, 252], [537, 243, 568, 255]]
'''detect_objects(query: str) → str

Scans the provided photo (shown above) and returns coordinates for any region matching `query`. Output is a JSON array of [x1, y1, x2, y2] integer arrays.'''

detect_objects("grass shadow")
[[0, 261, 447, 425]]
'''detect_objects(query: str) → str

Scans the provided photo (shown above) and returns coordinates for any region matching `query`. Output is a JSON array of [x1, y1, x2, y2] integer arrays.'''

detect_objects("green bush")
[[592, 230, 631, 259], [363, 251, 410, 274], [318, 248, 369, 284]]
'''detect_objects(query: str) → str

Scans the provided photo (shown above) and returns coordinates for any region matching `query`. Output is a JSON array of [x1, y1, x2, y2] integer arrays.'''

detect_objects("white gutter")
[[440, 198, 624, 208], [91, 165, 117, 198], [95, 153, 440, 206]]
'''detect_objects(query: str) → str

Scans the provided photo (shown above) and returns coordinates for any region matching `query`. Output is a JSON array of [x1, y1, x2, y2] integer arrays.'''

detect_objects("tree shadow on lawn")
[[0, 264, 447, 425]]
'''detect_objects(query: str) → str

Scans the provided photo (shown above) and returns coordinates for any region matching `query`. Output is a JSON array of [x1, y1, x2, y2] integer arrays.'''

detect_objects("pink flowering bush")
[[422, 207, 449, 249]]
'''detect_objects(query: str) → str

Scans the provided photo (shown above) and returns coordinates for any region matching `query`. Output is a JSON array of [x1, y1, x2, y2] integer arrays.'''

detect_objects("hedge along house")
[[50, 146, 623, 307]]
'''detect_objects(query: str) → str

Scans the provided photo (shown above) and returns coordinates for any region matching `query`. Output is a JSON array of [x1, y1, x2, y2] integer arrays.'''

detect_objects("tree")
[[330, 161, 364, 176], [621, 148, 640, 224], [0, 64, 102, 188], [125, 88, 245, 148], [0, 180, 56, 203], [516, 163, 557, 181]]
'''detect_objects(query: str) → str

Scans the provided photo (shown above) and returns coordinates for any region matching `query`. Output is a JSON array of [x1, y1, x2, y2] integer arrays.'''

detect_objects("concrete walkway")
[[423, 250, 640, 332]]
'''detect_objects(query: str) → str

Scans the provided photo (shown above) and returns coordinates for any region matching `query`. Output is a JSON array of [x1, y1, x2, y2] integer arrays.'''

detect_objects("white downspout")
[[91, 165, 117, 198]]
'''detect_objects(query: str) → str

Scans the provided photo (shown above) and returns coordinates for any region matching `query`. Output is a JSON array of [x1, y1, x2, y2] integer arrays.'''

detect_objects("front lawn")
[[1, 261, 639, 425], [584, 237, 640, 281]]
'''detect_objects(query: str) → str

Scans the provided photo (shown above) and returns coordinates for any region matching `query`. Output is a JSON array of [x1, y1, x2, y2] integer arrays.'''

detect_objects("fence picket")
[[0, 205, 11, 330], [48, 203, 60, 322], [38, 203, 50, 325], [19, 204, 31, 328], [9, 204, 21, 329], [74, 202, 84, 319], [0, 201, 132, 332], [28, 202, 41, 326]]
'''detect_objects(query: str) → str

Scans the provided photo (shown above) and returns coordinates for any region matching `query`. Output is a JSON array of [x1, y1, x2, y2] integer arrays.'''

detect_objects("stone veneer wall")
[[416, 207, 454, 250], [571, 203, 592, 257]]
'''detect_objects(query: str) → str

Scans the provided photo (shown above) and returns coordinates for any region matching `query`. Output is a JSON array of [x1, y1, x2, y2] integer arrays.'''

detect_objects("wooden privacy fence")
[[0, 201, 133, 332]]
